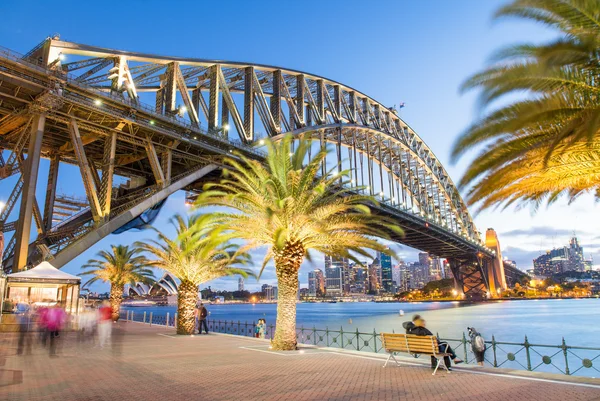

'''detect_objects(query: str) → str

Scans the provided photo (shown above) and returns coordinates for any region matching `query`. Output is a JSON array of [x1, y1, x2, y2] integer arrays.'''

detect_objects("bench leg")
[[432, 356, 450, 375], [383, 353, 400, 368]]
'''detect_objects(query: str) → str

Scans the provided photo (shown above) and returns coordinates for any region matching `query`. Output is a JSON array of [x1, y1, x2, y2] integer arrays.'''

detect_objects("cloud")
[[501, 226, 584, 237], [501, 246, 543, 271]]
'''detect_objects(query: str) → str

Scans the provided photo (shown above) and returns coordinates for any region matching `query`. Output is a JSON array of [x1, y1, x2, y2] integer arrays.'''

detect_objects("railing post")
[[340, 326, 344, 349], [373, 329, 377, 353], [175, 313, 177, 330], [237, 320, 241, 335], [149, 312, 153, 326], [462, 332, 469, 362], [244, 321, 248, 336], [492, 335, 498, 367], [166, 313, 170, 328], [131, 311, 134, 322], [562, 337, 570, 375], [313, 326, 317, 346], [356, 328, 360, 351], [524, 336, 532, 371], [143, 311, 146, 324], [326, 327, 330, 347]]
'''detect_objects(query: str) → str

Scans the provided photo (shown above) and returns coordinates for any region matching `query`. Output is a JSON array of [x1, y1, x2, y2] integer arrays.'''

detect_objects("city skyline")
[[1, 0, 599, 293]]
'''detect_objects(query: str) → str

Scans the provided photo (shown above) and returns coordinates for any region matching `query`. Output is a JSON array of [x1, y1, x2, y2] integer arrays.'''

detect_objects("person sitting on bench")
[[402, 314, 463, 370]]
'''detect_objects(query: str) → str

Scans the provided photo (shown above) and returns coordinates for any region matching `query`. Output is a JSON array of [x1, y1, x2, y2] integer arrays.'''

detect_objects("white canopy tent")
[[1, 261, 81, 320]]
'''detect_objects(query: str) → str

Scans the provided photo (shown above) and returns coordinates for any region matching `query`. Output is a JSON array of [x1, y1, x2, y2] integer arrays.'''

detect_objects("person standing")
[[97, 301, 112, 348], [468, 327, 486, 366], [197, 303, 209, 334]]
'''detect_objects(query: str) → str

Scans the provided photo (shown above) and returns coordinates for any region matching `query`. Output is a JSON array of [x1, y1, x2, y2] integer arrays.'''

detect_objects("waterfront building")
[[408, 262, 429, 289], [533, 236, 589, 275], [238, 277, 244, 292], [308, 269, 325, 297], [368, 257, 381, 294], [324, 256, 348, 296], [567, 236, 585, 272], [262, 284, 277, 301], [354, 264, 369, 294], [392, 261, 409, 292], [379, 250, 393, 293], [430, 257, 443, 280], [534, 247, 569, 276]]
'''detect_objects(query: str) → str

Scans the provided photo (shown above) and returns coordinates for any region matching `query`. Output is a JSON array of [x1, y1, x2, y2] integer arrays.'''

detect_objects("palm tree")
[[135, 214, 254, 335], [452, 0, 600, 211], [193, 135, 400, 350], [80, 245, 154, 321]]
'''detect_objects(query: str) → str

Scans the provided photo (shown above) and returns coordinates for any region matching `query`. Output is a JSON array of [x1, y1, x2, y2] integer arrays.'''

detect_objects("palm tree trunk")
[[177, 279, 198, 335], [272, 241, 303, 351], [109, 285, 124, 322]]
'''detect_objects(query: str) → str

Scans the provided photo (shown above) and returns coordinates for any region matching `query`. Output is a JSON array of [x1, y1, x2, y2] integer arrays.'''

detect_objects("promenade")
[[1, 322, 600, 401]]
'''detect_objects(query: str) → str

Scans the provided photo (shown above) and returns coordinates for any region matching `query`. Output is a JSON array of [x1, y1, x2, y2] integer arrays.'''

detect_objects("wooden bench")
[[380, 333, 452, 375]]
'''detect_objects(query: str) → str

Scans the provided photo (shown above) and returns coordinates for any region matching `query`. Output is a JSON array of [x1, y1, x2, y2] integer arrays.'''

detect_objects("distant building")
[[262, 284, 277, 300], [379, 250, 393, 293], [324, 256, 347, 296], [534, 248, 569, 276], [408, 262, 429, 289], [392, 261, 409, 292], [308, 269, 325, 297], [534, 235, 589, 275], [238, 277, 244, 292], [368, 257, 382, 294]]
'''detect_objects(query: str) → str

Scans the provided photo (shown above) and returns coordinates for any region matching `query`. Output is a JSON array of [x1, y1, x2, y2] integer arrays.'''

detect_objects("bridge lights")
[[258, 139, 265, 145], [223, 124, 230, 131], [0, 200, 5, 212], [288, 152, 293, 156], [379, 191, 384, 197], [149, 120, 155, 125], [58, 53, 65, 61], [94, 99, 102, 106]]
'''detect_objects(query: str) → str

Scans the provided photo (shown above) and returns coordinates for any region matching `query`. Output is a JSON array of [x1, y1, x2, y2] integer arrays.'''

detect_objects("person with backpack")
[[197, 303, 209, 334], [468, 327, 486, 366]]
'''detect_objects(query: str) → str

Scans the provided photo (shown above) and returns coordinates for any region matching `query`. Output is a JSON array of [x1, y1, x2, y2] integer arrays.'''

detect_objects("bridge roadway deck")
[[1, 322, 599, 401]]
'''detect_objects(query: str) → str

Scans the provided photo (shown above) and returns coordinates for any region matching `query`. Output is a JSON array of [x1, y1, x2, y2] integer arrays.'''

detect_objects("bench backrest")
[[380, 333, 438, 355]]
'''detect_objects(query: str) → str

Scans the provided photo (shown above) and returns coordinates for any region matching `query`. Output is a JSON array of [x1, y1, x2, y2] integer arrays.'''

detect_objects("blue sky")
[[1, 0, 599, 291]]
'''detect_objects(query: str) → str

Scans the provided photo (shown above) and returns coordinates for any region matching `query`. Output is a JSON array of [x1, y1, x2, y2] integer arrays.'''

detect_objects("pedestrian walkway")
[[1, 322, 600, 401]]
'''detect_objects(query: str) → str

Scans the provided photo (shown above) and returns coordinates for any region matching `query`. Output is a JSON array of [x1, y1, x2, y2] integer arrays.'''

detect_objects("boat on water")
[[121, 300, 157, 307]]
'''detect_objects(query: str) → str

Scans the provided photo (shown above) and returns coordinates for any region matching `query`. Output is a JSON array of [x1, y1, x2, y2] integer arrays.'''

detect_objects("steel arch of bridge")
[[0, 37, 495, 298], [46, 39, 478, 241]]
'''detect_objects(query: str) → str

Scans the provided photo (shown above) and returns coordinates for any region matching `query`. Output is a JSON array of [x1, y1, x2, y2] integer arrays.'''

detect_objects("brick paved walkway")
[[1, 322, 600, 401]]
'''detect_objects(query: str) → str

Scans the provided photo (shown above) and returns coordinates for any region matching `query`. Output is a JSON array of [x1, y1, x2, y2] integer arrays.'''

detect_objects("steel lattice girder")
[[0, 37, 494, 274]]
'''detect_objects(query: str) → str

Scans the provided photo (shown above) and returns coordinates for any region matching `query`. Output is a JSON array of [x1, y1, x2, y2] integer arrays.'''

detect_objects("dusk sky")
[[1, 0, 598, 292]]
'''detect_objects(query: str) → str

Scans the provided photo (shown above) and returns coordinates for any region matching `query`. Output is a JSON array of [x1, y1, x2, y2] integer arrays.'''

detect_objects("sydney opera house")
[[124, 273, 179, 297]]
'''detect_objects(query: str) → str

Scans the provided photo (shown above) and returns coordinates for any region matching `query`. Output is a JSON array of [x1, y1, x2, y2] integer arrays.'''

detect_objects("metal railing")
[[123, 312, 600, 377]]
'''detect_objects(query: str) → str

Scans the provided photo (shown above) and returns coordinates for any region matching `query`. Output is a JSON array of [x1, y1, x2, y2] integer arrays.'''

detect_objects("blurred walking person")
[[16, 302, 32, 355], [44, 303, 67, 357], [97, 301, 112, 348]]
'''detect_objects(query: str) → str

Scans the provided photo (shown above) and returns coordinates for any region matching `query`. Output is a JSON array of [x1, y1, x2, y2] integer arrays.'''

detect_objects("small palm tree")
[[194, 135, 400, 350], [452, 0, 600, 210], [80, 245, 154, 321], [136, 214, 254, 335]]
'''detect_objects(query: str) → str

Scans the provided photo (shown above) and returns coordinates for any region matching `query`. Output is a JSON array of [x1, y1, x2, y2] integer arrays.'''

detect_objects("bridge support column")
[[14, 114, 45, 271], [43, 153, 60, 231], [448, 255, 489, 300]]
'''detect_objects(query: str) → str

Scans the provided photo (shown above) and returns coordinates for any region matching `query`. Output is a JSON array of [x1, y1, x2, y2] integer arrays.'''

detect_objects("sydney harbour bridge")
[[0, 36, 512, 298]]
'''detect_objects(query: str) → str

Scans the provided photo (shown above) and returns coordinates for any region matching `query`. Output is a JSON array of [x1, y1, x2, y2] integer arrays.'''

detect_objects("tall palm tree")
[[452, 0, 600, 211], [135, 214, 254, 335], [80, 245, 154, 321], [193, 135, 400, 350]]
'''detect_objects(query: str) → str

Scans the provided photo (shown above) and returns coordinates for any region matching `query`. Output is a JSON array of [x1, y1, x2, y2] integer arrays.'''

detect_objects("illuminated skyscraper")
[[379, 250, 393, 293]]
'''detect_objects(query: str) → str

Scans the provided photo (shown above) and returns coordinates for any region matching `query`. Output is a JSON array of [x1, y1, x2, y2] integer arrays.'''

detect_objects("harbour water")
[[123, 298, 600, 346]]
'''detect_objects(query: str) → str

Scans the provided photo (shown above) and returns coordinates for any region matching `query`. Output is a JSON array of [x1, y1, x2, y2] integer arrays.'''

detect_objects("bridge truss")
[[0, 37, 497, 298]]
